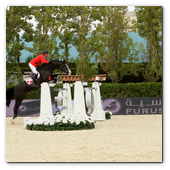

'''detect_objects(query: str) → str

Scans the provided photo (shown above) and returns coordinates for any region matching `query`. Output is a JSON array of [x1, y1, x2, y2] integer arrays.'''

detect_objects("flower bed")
[[26, 114, 95, 131]]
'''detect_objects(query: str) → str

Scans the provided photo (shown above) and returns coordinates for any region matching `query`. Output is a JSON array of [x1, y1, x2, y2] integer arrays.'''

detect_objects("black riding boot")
[[32, 73, 39, 87]]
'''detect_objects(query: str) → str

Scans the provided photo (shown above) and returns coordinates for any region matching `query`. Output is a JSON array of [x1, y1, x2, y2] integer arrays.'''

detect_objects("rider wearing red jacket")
[[29, 50, 50, 87]]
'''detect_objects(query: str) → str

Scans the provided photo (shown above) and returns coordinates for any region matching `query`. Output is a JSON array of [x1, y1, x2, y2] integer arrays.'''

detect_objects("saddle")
[[25, 72, 58, 85]]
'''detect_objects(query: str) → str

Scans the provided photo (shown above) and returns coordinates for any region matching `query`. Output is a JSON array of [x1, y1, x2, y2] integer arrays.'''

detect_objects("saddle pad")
[[25, 76, 33, 85]]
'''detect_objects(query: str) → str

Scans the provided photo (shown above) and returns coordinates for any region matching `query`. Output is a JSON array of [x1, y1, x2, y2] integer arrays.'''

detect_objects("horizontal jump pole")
[[89, 87, 97, 90], [54, 88, 67, 91]]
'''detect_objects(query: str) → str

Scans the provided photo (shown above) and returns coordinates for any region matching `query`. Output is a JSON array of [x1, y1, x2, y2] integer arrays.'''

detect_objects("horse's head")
[[51, 60, 71, 75]]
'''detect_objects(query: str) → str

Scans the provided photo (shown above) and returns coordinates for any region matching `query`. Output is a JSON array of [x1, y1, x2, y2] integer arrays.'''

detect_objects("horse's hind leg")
[[12, 96, 25, 124]]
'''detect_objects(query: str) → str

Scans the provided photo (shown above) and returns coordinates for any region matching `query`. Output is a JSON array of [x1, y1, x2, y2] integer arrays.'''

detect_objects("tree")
[[135, 6, 162, 78], [97, 6, 139, 83], [68, 6, 103, 81], [58, 29, 74, 61], [138, 42, 159, 82], [6, 6, 33, 82], [58, 6, 74, 62], [27, 6, 63, 61]]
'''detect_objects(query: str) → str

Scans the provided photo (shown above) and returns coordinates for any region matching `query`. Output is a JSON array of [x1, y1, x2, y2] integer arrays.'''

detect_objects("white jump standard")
[[74, 81, 91, 119], [91, 82, 106, 120]]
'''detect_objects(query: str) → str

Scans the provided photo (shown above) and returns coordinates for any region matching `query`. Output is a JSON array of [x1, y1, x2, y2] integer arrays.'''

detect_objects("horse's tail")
[[6, 87, 15, 107]]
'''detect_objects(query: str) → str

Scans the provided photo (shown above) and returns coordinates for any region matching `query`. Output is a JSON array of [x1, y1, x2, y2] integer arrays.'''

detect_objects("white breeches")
[[29, 63, 40, 78]]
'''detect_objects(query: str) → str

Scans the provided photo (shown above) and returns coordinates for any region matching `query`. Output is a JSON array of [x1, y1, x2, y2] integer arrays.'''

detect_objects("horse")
[[6, 60, 71, 124]]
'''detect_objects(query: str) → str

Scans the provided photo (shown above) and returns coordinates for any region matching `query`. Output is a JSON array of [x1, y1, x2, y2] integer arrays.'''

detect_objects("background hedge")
[[100, 82, 162, 98], [6, 82, 162, 99]]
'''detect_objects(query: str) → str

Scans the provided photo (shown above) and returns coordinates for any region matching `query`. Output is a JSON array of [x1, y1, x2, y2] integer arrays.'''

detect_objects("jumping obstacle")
[[24, 81, 106, 128]]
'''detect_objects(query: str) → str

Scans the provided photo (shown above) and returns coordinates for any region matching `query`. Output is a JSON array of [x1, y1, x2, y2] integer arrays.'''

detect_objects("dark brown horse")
[[6, 60, 71, 123]]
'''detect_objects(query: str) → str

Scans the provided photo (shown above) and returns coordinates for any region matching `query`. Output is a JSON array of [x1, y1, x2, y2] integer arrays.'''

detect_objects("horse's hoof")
[[11, 120, 15, 124]]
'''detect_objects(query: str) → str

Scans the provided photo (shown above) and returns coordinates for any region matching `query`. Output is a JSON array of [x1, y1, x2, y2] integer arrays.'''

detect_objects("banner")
[[102, 97, 162, 115], [6, 99, 40, 117], [6, 99, 65, 117], [6, 97, 162, 117]]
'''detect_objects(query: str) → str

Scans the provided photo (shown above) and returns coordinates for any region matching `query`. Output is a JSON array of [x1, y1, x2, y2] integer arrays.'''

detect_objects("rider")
[[29, 50, 50, 87]]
